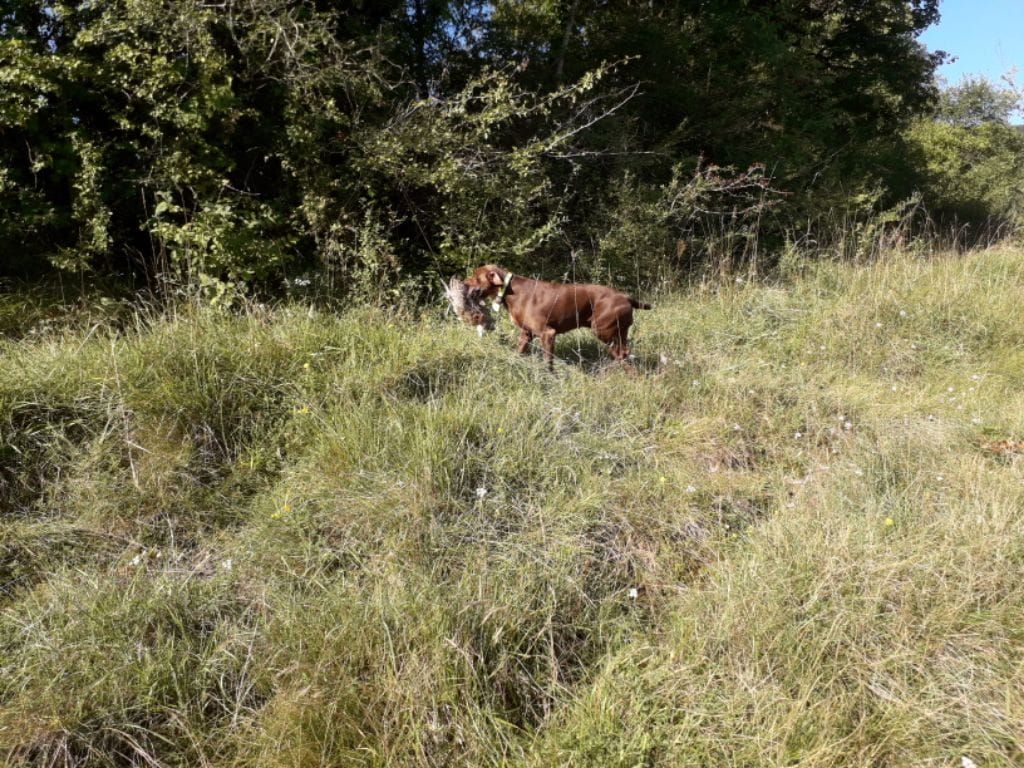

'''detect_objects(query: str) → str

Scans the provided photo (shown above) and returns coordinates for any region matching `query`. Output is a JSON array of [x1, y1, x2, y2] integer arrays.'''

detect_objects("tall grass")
[[2, 247, 1024, 766]]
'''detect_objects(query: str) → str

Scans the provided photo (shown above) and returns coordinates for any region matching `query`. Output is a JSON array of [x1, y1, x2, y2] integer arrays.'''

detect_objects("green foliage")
[[905, 77, 1024, 231], [1, 0, 949, 293]]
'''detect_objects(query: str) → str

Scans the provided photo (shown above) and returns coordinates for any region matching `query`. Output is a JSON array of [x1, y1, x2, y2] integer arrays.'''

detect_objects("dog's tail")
[[630, 298, 652, 310]]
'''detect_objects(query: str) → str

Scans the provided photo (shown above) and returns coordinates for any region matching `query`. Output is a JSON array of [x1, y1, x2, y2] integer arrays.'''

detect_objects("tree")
[[905, 76, 1024, 230]]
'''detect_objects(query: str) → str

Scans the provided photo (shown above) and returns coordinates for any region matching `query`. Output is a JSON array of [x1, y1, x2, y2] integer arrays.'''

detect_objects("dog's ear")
[[488, 269, 505, 286]]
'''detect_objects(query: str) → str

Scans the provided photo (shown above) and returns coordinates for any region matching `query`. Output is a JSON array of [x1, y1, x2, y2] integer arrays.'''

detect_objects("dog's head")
[[464, 264, 509, 298]]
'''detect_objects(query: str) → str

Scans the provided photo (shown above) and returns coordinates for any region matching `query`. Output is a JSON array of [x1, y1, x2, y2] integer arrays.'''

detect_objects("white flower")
[[221, 559, 233, 571], [129, 554, 143, 566], [628, 587, 639, 599], [962, 757, 978, 768], [843, 421, 852, 430], [794, 431, 802, 439], [899, 309, 907, 317], [475, 487, 488, 498], [685, 485, 697, 494], [692, 379, 700, 387], [660, 354, 669, 365], [875, 322, 883, 328]]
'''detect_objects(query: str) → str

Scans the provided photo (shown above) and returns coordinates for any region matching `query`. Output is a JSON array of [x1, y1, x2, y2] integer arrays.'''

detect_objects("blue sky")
[[919, 0, 1024, 87]]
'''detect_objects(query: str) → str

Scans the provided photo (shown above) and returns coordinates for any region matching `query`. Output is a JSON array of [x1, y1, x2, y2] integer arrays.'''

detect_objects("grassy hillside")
[[2, 249, 1024, 766]]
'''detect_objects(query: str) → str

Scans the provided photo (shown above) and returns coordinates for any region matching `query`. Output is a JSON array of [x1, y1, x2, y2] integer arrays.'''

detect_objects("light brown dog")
[[464, 265, 651, 368]]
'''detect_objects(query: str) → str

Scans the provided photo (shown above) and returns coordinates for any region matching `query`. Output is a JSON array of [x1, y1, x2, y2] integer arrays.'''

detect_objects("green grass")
[[3, 248, 1024, 766]]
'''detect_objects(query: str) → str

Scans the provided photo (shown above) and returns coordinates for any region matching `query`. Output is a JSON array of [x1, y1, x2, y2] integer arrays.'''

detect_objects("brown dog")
[[464, 265, 651, 368]]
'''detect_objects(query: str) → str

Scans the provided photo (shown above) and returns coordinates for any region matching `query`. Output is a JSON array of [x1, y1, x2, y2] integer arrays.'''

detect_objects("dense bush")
[[2, 0, 950, 293]]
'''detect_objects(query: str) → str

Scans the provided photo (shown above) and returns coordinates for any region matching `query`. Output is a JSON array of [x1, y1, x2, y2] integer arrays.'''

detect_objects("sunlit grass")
[[2, 247, 1024, 766]]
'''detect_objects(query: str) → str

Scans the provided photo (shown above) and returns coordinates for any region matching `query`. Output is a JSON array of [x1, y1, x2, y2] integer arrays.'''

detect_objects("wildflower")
[[875, 322, 883, 328], [303, 362, 311, 370], [692, 379, 700, 387], [685, 485, 697, 493], [962, 757, 978, 768], [221, 559, 233, 571], [129, 553, 144, 567], [660, 354, 669, 365], [732, 424, 741, 431], [843, 421, 852, 430], [659, 476, 667, 484], [899, 310, 907, 318], [475, 487, 488, 498], [295, 405, 310, 415], [628, 587, 639, 599], [794, 431, 802, 439], [885, 517, 895, 527], [497, 427, 504, 433]]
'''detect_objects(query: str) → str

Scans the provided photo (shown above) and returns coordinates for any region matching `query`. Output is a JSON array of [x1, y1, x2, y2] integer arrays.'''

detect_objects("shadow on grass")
[[538, 332, 663, 375]]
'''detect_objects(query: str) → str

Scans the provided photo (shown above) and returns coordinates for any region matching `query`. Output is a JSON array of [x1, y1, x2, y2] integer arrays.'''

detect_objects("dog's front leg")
[[517, 328, 534, 355], [540, 328, 557, 370]]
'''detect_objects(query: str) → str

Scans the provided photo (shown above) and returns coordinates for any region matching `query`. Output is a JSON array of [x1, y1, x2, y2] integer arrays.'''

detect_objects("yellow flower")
[[296, 405, 310, 415], [885, 517, 895, 527], [659, 476, 667, 484]]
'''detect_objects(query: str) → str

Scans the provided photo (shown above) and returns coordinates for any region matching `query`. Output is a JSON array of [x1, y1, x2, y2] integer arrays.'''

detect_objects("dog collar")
[[492, 272, 513, 312]]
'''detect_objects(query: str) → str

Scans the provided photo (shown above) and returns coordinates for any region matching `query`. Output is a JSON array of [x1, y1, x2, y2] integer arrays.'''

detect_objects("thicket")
[[1, 0, 1022, 298]]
